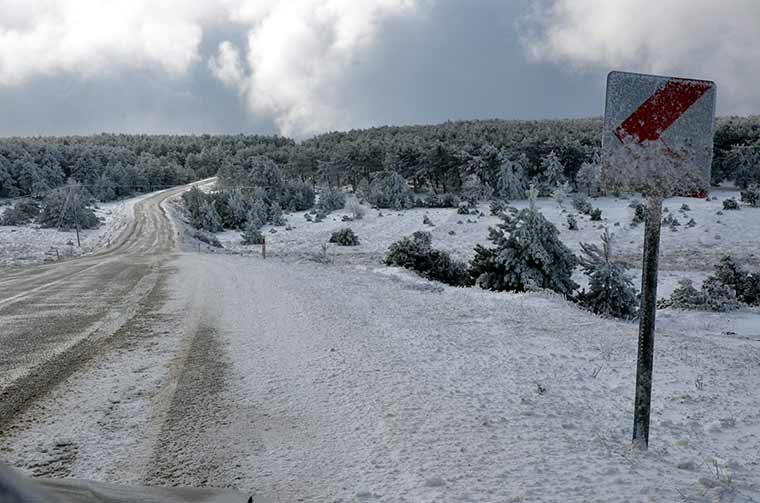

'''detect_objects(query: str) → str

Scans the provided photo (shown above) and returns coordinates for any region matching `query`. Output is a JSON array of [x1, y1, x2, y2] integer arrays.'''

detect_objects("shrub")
[[631, 202, 647, 225], [329, 227, 360, 246], [589, 208, 602, 221], [241, 220, 265, 245], [663, 278, 739, 312], [269, 201, 286, 226], [423, 214, 434, 226], [193, 229, 223, 248], [577, 229, 638, 319], [368, 170, 414, 209], [723, 198, 740, 210], [680, 203, 691, 211], [572, 193, 593, 215], [470, 187, 577, 294], [319, 188, 346, 212], [567, 214, 578, 230], [282, 181, 316, 211], [418, 193, 460, 208], [1, 199, 40, 226], [457, 204, 470, 215], [344, 194, 366, 220], [740, 186, 760, 207], [385, 231, 472, 287], [490, 199, 506, 216]]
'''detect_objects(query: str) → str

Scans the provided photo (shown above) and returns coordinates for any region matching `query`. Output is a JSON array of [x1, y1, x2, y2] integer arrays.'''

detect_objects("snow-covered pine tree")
[[538, 151, 565, 197], [269, 201, 286, 226], [495, 154, 527, 200], [240, 218, 264, 245], [197, 199, 223, 233], [470, 185, 578, 294], [575, 160, 601, 196], [247, 198, 268, 229], [577, 228, 638, 319]]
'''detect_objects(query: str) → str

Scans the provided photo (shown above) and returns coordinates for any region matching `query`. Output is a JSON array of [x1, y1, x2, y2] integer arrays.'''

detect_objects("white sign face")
[[602, 71, 717, 196]]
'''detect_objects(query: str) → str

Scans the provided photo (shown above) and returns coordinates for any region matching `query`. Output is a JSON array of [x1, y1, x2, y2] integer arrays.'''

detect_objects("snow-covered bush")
[[0, 199, 40, 226], [577, 229, 638, 319], [318, 188, 346, 212], [572, 193, 593, 215], [723, 198, 740, 210], [385, 231, 472, 287], [344, 194, 366, 220], [240, 220, 265, 245], [589, 208, 602, 221], [575, 160, 601, 196], [417, 193, 460, 208], [631, 202, 646, 225], [567, 214, 578, 230], [663, 278, 739, 312], [282, 181, 316, 211], [740, 186, 760, 207], [469, 186, 577, 294], [247, 199, 268, 229], [423, 214, 434, 226], [680, 203, 691, 212], [193, 229, 223, 248], [269, 201, 286, 226], [368, 170, 415, 210], [538, 151, 565, 197], [710, 255, 760, 305], [490, 199, 506, 216], [457, 205, 470, 215], [329, 227, 360, 246]]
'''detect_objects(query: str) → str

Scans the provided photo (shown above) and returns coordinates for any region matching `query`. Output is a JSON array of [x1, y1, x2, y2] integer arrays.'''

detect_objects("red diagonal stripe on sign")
[[615, 79, 712, 143]]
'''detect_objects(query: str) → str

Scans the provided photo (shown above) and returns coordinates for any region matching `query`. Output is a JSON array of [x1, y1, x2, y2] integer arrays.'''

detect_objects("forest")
[[1, 116, 759, 230]]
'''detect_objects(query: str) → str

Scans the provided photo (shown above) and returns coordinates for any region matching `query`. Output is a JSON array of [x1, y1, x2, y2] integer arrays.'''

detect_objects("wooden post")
[[262, 236, 266, 259]]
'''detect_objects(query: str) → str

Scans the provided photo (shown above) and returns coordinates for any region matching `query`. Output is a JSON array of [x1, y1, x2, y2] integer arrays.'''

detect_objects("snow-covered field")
[[217, 187, 757, 298], [0, 192, 154, 267]]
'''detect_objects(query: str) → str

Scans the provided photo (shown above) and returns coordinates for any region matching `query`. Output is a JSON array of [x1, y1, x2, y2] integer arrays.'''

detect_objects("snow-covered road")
[[6, 249, 759, 502]]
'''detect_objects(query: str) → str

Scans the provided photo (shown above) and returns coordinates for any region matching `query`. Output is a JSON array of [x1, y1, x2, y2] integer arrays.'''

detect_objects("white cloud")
[[208, 40, 246, 90], [212, 0, 426, 137], [521, 0, 760, 114], [0, 1, 231, 85]]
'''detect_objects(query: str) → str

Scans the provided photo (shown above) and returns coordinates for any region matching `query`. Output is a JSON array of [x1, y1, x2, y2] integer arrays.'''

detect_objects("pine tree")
[[470, 185, 578, 294], [247, 198, 268, 229], [241, 219, 265, 245], [269, 201, 286, 226], [198, 200, 223, 233], [577, 229, 638, 319], [538, 151, 565, 197], [495, 155, 527, 200]]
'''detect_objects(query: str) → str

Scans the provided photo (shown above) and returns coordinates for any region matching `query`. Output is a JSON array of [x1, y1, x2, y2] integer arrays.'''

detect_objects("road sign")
[[602, 71, 716, 196], [602, 71, 717, 450]]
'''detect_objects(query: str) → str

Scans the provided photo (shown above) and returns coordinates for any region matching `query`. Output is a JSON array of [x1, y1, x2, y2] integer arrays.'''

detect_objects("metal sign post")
[[602, 71, 716, 449]]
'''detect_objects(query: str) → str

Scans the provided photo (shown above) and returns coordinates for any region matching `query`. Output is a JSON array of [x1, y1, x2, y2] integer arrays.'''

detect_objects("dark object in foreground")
[[0, 463, 251, 503]]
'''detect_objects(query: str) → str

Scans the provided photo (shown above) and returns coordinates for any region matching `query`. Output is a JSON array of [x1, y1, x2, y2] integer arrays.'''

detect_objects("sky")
[[0, 0, 758, 138]]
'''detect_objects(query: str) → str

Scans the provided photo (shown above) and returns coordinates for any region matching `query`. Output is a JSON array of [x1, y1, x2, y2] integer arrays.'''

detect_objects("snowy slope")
[[216, 188, 758, 297]]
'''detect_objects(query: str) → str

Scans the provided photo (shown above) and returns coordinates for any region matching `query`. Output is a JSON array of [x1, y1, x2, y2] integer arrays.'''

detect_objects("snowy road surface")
[[1, 189, 760, 502]]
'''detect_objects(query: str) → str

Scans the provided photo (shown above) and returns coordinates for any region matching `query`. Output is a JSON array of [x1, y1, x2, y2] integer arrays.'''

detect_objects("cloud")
[[208, 40, 246, 90], [520, 0, 760, 114], [0, 0, 224, 85], [211, 0, 427, 137]]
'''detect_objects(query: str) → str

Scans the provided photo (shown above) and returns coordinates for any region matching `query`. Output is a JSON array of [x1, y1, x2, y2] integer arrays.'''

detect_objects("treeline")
[[0, 134, 292, 200], [2, 116, 759, 206]]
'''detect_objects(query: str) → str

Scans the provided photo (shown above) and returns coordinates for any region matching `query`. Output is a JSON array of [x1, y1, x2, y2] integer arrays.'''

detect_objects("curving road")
[[0, 185, 186, 427]]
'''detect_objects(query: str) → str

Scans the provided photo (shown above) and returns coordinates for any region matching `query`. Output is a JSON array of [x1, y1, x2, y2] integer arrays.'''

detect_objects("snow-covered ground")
[[5, 253, 758, 502], [216, 187, 757, 298], [0, 192, 154, 267]]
